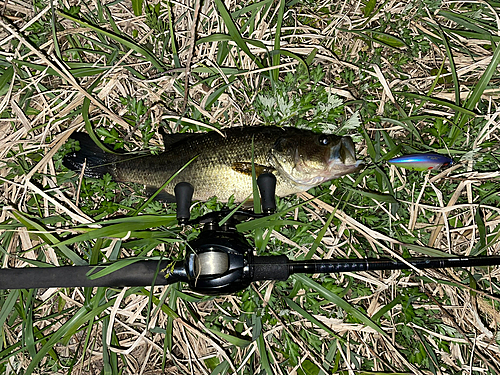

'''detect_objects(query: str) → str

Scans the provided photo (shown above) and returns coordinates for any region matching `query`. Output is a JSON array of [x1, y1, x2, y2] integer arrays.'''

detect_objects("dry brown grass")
[[1, 0, 500, 374]]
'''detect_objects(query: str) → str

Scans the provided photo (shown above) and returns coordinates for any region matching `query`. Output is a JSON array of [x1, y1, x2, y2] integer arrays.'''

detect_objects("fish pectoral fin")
[[145, 185, 176, 202], [231, 162, 275, 176]]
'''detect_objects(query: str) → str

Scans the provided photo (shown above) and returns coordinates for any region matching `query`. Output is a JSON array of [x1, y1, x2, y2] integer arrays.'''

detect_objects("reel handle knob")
[[257, 173, 276, 214], [174, 182, 194, 224]]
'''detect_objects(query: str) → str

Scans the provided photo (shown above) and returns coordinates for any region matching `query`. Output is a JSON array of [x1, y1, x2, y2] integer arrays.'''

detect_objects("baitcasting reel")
[[170, 174, 289, 294]]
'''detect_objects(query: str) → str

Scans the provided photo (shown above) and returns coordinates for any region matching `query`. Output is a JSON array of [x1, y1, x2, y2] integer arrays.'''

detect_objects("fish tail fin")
[[63, 132, 114, 179]]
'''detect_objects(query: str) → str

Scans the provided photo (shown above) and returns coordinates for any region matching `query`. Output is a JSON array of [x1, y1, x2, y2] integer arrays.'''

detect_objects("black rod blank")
[[252, 255, 500, 282], [288, 255, 500, 274], [0, 260, 181, 289]]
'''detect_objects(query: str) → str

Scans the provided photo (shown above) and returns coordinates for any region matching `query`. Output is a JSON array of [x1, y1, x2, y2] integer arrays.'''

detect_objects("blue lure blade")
[[388, 153, 453, 171]]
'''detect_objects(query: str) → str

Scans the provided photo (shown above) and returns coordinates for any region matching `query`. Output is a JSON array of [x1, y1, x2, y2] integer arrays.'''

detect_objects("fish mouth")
[[329, 136, 364, 173], [330, 136, 357, 165], [339, 137, 356, 164]]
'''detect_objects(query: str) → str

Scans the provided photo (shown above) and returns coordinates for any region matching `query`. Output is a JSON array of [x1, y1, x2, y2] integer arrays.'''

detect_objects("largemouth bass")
[[63, 126, 363, 202]]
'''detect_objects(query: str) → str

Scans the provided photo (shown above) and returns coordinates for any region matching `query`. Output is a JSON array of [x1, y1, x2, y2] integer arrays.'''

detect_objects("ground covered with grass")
[[1, 0, 500, 374]]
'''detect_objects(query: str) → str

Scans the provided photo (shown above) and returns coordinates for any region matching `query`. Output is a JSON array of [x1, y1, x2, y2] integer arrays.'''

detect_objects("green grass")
[[1, 0, 500, 374]]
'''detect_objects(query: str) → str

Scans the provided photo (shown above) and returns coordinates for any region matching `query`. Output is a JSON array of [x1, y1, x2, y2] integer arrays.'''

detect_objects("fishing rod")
[[1, 174, 497, 294]]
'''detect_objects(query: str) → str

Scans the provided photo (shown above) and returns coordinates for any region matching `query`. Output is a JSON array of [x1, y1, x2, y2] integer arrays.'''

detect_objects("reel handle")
[[174, 182, 194, 224], [257, 173, 277, 214]]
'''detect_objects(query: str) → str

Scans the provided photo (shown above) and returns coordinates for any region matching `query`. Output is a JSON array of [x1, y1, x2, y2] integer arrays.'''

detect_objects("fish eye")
[[318, 136, 329, 146]]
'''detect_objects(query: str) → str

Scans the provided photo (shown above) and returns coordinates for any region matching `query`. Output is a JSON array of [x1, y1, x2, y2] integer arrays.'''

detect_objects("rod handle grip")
[[252, 255, 289, 281]]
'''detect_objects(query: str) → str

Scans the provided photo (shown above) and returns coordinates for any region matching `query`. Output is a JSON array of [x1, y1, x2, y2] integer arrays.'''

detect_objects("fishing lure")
[[388, 153, 453, 171]]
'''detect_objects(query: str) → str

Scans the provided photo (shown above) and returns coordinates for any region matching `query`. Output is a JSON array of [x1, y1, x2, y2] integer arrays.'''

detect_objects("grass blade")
[[285, 297, 343, 340], [394, 92, 476, 116], [294, 274, 387, 337], [464, 45, 500, 110], [0, 290, 19, 342], [207, 326, 252, 347], [305, 209, 337, 259], [24, 301, 114, 375], [449, 33, 500, 143], [338, 28, 407, 49], [57, 11, 165, 71], [256, 331, 273, 374], [213, 0, 264, 69], [271, 0, 286, 82], [343, 186, 398, 203], [12, 211, 86, 266], [436, 25, 460, 106]]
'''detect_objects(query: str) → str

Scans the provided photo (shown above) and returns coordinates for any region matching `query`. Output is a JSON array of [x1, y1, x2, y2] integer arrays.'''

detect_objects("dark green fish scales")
[[63, 126, 363, 202]]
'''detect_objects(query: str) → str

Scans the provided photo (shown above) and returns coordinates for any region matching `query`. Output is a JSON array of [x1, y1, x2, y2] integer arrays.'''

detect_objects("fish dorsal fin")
[[159, 127, 198, 149], [231, 162, 275, 176]]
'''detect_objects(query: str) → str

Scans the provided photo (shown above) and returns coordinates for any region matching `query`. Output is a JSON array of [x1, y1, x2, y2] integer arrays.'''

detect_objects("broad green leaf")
[[86, 258, 150, 280], [371, 296, 400, 323], [436, 25, 460, 106], [132, 0, 144, 16], [197, 34, 268, 51], [236, 196, 322, 232], [231, 0, 273, 18], [55, 217, 177, 247], [299, 360, 320, 375], [81, 79, 122, 154], [363, 0, 376, 17], [270, 49, 309, 72], [361, 127, 376, 160], [379, 117, 423, 143], [463, 41, 500, 111], [12, 59, 110, 78], [0, 290, 19, 331], [402, 243, 450, 258], [474, 207, 487, 250], [438, 10, 493, 34], [441, 27, 500, 43], [448, 40, 500, 142], [372, 32, 407, 48], [0, 66, 14, 96]]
